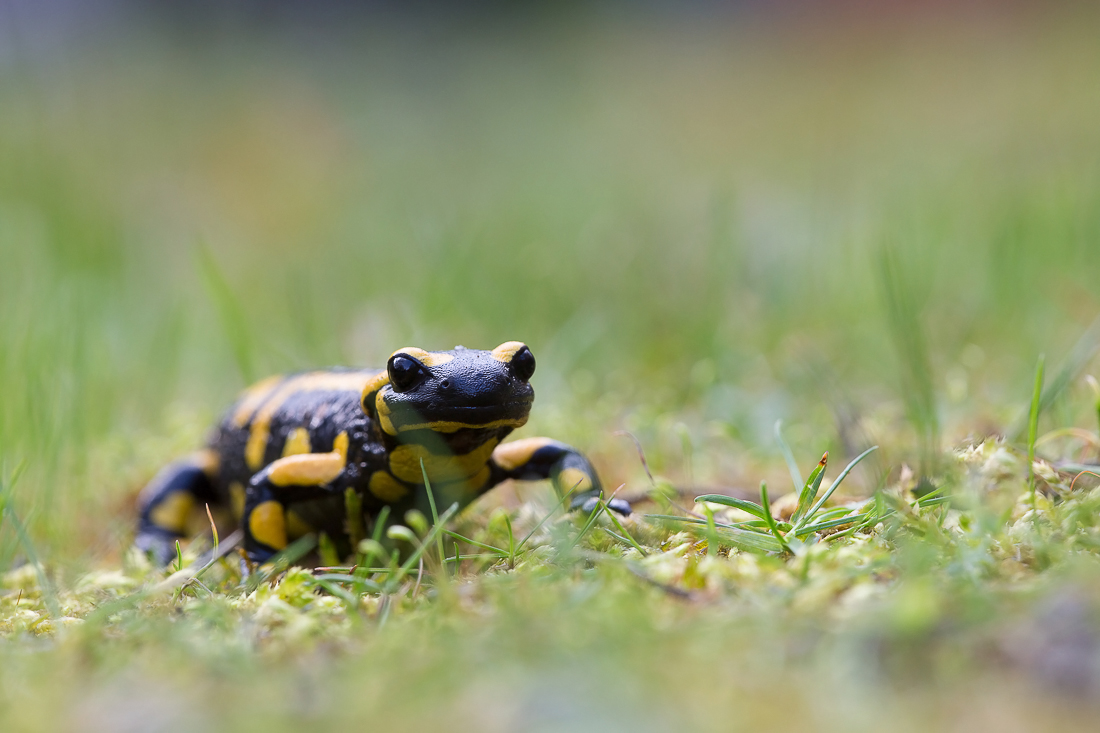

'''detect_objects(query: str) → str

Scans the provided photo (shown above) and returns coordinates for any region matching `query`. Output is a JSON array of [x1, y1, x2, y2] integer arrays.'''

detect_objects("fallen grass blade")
[[713, 525, 785, 553], [793, 511, 871, 537], [694, 494, 767, 519], [645, 513, 779, 534]]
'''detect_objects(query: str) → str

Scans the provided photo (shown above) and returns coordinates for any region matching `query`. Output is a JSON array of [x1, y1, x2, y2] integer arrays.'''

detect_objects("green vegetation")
[[4, 7, 1100, 731]]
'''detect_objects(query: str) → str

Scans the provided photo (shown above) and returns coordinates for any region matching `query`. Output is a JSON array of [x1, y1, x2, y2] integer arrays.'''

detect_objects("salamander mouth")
[[389, 399, 533, 433]]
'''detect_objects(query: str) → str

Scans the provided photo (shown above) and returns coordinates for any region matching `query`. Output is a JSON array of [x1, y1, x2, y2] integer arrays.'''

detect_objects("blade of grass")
[[503, 513, 516, 568], [196, 244, 255, 384], [791, 452, 828, 525], [879, 245, 939, 475], [1087, 375, 1100, 436], [345, 488, 364, 549], [420, 458, 446, 573], [445, 553, 512, 565], [205, 503, 219, 556], [774, 420, 804, 492], [1012, 313, 1100, 440], [793, 511, 871, 537], [712, 525, 785, 553], [694, 494, 766, 519], [1028, 354, 1046, 516], [567, 500, 607, 552], [758, 481, 792, 554], [442, 530, 509, 557], [603, 500, 647, 556], [644, 514, 778, 534]]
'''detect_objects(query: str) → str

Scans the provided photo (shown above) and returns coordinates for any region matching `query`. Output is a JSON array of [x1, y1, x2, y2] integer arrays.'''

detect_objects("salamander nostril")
[[440, 378, 451, 389]]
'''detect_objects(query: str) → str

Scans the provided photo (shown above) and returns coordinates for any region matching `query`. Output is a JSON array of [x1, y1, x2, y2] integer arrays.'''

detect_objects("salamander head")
[[361, 342, 536, 436]]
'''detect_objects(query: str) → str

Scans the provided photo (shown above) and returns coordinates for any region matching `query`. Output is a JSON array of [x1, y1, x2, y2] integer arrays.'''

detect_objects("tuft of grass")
[[1028, 354, 1046, 515], [879, 245, 939, 476]]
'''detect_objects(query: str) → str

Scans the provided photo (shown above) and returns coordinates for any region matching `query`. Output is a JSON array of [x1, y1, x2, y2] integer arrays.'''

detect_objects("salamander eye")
[[388, 354, 428, 393], [511, 345, 536, 381]]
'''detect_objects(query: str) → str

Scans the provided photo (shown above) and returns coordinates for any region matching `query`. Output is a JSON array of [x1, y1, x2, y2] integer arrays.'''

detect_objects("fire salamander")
[[135, 342, 630, 565]]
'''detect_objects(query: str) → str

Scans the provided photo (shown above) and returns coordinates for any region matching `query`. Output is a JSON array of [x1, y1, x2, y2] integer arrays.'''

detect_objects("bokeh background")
[[2, 0, 1100, 565]]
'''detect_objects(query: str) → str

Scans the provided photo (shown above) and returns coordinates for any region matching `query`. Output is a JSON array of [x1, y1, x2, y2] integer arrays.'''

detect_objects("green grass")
[[5, 6, 1100, 731]]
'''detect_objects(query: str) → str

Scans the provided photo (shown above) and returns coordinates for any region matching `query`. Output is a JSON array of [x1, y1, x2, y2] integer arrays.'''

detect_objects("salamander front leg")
[[490, 437, 631, 516]]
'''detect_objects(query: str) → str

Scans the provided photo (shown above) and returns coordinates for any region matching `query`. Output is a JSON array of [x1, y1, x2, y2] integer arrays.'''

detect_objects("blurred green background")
[[2, 1, 1100, 565]]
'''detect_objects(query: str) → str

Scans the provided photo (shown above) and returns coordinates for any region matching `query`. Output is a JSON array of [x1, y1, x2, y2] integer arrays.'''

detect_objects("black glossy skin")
[[135, 343, 628, 565]]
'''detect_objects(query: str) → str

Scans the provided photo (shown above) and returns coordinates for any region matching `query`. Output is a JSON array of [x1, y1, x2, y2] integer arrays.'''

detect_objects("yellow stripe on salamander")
[[360, 370, 390, 413], [249, 500, 287, 550], [231, 375, 284, 428], [245, 372, 370, 471], [391, 347, 454, 367], [282, 427, 312, 457]]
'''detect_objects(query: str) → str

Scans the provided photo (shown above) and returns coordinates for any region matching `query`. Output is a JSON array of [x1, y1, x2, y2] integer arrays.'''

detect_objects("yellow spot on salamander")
[[368, 471, 409, 502], [149, 491, 195, 534], [492, 437, 556, 471], [244, 432, 267, 474], [282, 428, 312, 457], [389, 438, 499, 484], [491, 341, 526, 363], [268, 452, 345, 487], [557, 467, 593, 494], [229, 482, 245, 520], [249, 500, 287, 550]]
